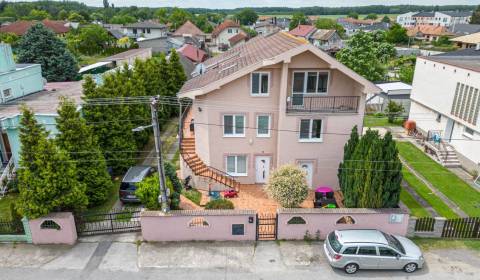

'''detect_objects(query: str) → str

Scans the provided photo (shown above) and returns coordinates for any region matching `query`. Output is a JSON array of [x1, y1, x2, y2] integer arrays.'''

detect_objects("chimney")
[[0, 43, 16, 73]]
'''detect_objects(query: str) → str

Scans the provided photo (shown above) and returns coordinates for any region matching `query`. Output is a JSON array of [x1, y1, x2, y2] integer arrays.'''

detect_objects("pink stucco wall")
[[29, 212, 77, 245], [141, 210, 257, 242], [277, 209, 409, 240], [187, 50, 367, 188]]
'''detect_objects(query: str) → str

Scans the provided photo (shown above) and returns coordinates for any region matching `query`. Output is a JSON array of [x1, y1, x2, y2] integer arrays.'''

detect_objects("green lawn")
[[397, 142, 480, 217], [182, 188, 202, 206], [0, 193, 18, 220], [363, 115, 404, 127], [400, 189, 430, 218], [402, 168, 458, 219], [413, 238, 480, 252]]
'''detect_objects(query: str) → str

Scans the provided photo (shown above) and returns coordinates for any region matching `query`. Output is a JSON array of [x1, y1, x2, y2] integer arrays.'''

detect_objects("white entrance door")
[[255, 156, 271, 184], [299, 162, 313, 187]]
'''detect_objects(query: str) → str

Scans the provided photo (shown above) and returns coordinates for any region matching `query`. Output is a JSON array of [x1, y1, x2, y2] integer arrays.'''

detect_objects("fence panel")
[[414, 217, 435, 232], [75, 207, 142, 236], [442, 217, 480, 238], [0, 219, 25, 235]]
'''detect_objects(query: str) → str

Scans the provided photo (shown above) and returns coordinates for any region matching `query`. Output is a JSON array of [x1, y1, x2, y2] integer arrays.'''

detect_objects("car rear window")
[[120, 182, 137, 191], [328, 232, 342, 253]]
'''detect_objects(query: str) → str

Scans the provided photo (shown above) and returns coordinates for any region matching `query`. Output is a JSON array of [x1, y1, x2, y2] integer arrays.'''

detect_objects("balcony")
[[286, 95, 360, 114]]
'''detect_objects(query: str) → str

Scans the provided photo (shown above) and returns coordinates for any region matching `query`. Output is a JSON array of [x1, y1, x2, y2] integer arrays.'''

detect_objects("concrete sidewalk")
[[0, 235, 479, 279]]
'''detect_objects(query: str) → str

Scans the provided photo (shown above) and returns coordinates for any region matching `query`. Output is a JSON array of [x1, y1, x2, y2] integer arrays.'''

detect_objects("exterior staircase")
[[424, 140, 461, 168], [180, 137, 240, 189]]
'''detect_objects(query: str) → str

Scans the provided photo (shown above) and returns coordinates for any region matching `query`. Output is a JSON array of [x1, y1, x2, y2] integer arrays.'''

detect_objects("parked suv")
[[119, 166, 155, 203], [324, 229, 424, 274]]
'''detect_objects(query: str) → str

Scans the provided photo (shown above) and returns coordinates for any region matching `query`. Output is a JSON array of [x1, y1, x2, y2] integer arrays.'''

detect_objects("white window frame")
[[250, 72, 270, 96], [292, 70, 330, 95], [225, 155, 248, 176], [299, 119, 323, 142], [223, 114, 246, 137], [256, 115, 271, 137]]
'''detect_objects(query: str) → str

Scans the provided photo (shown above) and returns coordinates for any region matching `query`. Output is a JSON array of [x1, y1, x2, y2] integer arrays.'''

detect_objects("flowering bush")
[[265, 164, 308, 208]]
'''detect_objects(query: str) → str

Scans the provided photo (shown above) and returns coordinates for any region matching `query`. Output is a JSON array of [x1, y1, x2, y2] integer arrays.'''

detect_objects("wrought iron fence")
[[442, 217, 480, 239], [414, 217, 435, 232], [75, 207, 143, 236], [286, 95, 359, 113], [0, 219, 24, 235]]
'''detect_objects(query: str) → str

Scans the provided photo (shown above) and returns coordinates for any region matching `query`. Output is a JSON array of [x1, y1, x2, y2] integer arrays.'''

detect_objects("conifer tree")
[[56, 98, 113, 207], [167, 49, 187, 100], [17, 107, 87, 219], [338, 126, 359, 193], [381, 132, 402, 207]]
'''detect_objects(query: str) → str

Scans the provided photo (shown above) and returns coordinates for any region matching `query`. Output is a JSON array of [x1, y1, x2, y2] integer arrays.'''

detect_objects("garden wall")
[[29, 212, 77, 245], [277, 208, 409, 240], [141, 209, 256, 241]]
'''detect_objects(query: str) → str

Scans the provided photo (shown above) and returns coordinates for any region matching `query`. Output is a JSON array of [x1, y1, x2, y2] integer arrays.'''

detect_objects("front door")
[[444, 118, 455, 142], [299, 162, 313, 187], [255, 156, 271, 184]]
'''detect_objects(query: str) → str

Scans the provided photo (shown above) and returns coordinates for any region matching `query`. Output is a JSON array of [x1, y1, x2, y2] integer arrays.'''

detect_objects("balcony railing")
[[286, 95, 360, 113]]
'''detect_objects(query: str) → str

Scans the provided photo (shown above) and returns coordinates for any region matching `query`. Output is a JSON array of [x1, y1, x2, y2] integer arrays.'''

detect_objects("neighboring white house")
[[397, 11, 472, 28], [409, 49, 480, 172], [123, 22, 167, 39], [212, 20, 242, 47]]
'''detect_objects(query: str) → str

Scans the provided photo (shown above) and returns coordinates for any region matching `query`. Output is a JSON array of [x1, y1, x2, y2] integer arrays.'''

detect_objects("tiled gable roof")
[[212, 20, 240, 37], [228, 32, 247, 44], [173, 20, 205, 37], [177, 44, 207, 63], [407, 25, 450, 36], [288, 25, 316, 38], [179, 32, 306, 94]]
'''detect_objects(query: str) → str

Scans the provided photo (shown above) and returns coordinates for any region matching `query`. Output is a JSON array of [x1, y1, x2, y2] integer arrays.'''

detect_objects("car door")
[[378, 246, 402, 269], [356, 246, 379, 269]]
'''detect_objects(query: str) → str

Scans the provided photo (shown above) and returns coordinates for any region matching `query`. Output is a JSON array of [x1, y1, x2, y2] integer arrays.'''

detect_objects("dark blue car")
[[119, 166, 155, 203]]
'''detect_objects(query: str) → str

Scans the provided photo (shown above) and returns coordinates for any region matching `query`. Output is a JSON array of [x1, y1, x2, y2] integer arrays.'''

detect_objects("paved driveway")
[[0, 237, 478, 280]]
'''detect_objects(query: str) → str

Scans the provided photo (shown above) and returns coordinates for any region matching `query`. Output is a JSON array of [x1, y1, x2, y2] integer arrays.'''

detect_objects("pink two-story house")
[[178, 32, 380, 190]]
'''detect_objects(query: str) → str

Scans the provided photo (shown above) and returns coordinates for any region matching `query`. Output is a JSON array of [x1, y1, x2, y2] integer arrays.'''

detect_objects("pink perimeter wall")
[[29, 212, 77, 245], [141, 210, 257, 242], [277, 208, 409, 240]]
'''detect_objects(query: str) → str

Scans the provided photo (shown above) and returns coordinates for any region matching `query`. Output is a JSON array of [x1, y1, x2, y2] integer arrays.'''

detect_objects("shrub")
[[135, 174, 173, 210], [183, 188, 202, 205], [205, 199, 234, 209], [265, 164, 308, 208]]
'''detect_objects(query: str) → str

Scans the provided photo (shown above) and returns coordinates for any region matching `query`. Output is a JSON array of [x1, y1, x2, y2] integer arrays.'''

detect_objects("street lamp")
[[132, 96, 170, 212]]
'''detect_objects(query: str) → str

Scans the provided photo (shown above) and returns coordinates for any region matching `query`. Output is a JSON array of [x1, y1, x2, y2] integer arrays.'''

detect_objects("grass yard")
[[182, 188, 202, 206], [77, 54, 109, 67], [363, 115, 404, 127], [402, 168, 459, 219], [397, 142, 480, 217], [0, 193, 18, 220], [400, 189, 430, 218], [413, 238, 480, 252]]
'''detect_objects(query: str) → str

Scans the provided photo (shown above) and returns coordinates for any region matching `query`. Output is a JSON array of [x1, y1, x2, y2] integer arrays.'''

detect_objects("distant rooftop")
[[102, 48, 152, 62], [125, 22, 167, 29]]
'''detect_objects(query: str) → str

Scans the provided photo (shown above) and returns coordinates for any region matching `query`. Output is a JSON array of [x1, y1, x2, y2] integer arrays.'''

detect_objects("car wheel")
[[344, 263, 359, 274], [404, 263, 417, 273]]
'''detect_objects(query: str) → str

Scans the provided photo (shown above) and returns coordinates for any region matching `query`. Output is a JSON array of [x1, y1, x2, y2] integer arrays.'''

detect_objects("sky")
[[8, 0, 480, 9]]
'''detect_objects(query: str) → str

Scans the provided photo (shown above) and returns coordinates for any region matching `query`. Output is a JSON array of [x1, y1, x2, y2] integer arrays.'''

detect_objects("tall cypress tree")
[[381, 132, 402, 207], [56, 98, 113, 207], [168, 49, 187, 116], [17, 107, 88, 219], [338, 125, 359, 193]]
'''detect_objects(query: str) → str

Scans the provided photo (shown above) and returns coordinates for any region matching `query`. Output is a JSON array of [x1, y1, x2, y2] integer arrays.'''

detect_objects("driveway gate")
[[75, 207, 142, 236], [256, 213, 277, 240]]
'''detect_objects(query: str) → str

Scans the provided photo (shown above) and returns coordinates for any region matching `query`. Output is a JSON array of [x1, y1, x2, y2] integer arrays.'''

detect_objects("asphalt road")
[[0, 236, 478, 280]]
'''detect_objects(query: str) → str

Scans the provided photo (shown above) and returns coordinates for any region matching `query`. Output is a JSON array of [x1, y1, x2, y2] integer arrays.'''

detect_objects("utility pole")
[[150, 96, 170, 212]]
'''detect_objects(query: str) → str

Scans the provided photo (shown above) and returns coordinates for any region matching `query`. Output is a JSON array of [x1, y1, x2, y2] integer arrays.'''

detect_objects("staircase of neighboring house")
[[424, 140, 461, 168], [180, 137, 240, 189], [0, 157, 15, 198]]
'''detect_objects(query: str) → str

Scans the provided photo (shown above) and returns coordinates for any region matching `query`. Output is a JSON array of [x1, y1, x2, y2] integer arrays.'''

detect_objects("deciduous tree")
[[266, 164, 308, 208], [289, 12, 307, 30], [234, 8, 258, 25]]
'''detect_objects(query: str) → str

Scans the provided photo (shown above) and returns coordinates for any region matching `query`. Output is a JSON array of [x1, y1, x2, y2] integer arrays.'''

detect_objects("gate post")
[[255, 213, 259, 241], [433, 217, 447, 238]]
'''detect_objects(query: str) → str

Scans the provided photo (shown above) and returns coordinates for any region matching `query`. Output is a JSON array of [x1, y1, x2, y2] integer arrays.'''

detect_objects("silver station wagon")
[[324, 229, 424, 274]]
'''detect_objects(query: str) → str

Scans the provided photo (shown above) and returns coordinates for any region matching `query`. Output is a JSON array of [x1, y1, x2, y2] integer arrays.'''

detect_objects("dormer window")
[[251, 72, 269, 96]]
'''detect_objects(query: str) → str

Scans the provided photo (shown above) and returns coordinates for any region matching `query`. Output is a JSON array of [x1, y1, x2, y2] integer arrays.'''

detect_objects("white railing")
[[0, 157, 15, 198]]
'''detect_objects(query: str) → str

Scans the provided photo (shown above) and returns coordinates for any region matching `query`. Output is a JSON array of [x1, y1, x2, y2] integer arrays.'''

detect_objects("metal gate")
[[442, 217, 480, 238], [256, 213, 277, 240], [75, 207, 142, 236]]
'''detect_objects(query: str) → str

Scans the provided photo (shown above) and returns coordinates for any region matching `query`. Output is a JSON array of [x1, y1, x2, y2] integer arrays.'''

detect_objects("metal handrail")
[[286, 95, 359, 113]]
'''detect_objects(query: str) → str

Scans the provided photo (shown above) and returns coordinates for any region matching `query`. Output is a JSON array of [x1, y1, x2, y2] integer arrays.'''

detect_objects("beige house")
[[179, 32, 379, 190]]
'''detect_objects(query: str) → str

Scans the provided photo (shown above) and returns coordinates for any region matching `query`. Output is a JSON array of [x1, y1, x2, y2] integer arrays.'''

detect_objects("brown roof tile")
[[228, 32, 247, 44], [179, 32, 306, 94], [173, 20, 205, 37], [0, 20, 69, 35]]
